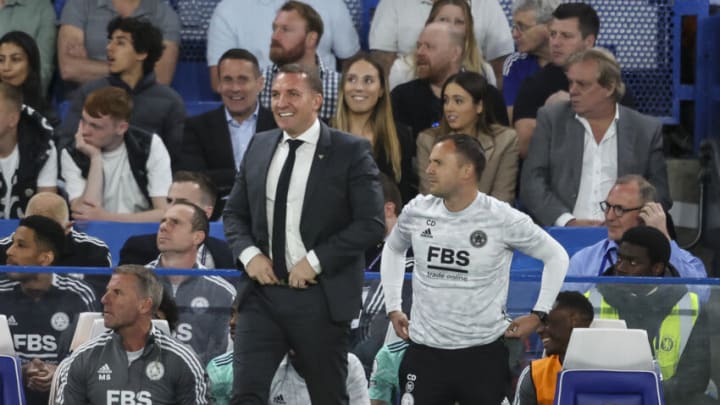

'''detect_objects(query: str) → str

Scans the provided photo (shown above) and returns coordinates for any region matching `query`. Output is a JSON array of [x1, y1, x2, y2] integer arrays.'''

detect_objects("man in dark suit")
[[119, 171, 234, 268], [520, 48, 671, 227], [180, 49, 277, 198], [223, 63, 385, 404]]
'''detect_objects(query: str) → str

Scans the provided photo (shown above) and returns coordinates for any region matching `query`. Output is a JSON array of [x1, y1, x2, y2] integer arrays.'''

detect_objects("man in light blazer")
[[180, 49, 277, 198], [223, 63, 385, 404], [520, 48, 671, 227]]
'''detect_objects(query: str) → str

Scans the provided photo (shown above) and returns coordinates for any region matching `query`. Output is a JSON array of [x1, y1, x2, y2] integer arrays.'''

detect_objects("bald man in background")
[[0, 192, 111, 296]]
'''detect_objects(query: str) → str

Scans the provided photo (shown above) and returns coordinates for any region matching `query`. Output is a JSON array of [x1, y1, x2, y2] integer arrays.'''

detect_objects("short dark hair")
[[554, 291, 594, 326], [107, 17, 164, 75], [18, 215, 66, 264], [379, 173, 402, 215], [620, 226, 671, 267], [172, 171, 218, 208], [279, 1, 324, 43], [218, 48, 261, 78], [276, 63, 323, 94], [434, 133, 486, 181], [113, 265, 164, 312], [552, 3, 599, 39], [171, 200, 209, 245]]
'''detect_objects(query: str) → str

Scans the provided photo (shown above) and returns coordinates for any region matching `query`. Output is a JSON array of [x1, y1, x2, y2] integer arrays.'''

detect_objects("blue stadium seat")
[[554, 328, 663, 405], [171, 61, 219, 103], [0, 355, 25, 405], [511, 227, 606, 271], [554, 370, 663, 405], [186, 101, 222, 118], [360, 0, 380, 50], [53, 0, 66, 19]]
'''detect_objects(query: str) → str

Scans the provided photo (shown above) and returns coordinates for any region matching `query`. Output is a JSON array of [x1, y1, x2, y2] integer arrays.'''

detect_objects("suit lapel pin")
[[318, 154, 325, 159]]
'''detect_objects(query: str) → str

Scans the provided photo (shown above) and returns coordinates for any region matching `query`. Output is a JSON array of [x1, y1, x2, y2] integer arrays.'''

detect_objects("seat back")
[[554, 370, 663, 405], [563, 328, 654, 371], [0, 315, 16, 355], [0, 354, 26, 405], [590, 318, 627, 329], [69, 312, 103, 351]]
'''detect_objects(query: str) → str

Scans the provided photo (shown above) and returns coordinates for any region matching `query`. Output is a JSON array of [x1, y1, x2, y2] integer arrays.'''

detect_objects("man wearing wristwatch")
[[380, 134, 569, 404], [513, 291, 594, 405]]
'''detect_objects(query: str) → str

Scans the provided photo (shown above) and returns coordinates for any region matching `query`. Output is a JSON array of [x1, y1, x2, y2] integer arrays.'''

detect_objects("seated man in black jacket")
[[179, 48, 277, 198], [119, 171, 233, 269], [585, 226, 713, 405]]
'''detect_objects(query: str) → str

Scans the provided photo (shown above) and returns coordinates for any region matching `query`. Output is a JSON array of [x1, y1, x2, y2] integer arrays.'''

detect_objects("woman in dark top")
[[0, 31, 58, 127], [333, 53, 417, 204]]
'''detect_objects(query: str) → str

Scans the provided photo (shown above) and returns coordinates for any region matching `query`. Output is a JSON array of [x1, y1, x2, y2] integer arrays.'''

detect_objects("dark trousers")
[[398, 339, 510, 405], [231, 284, 350, 405]]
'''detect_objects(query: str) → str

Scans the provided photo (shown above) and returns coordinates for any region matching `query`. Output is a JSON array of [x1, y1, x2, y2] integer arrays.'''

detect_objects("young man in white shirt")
[[60, 86, 171, 222]]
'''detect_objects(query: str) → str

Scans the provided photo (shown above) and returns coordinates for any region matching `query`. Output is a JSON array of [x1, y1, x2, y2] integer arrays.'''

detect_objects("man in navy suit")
[[180, 49, 277, 198], [223, 63, 385, 404]]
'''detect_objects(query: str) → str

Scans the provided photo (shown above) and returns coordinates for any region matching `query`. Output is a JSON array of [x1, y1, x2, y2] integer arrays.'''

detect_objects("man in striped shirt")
[[55, 264, 208, 404], [0, 215, 97, 404]]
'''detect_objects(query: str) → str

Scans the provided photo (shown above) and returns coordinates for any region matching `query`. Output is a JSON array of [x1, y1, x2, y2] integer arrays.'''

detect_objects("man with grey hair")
[[503, 0, 560, 120], [520, 48, 671, 228], [564, 175, 707, 299], [55, 264, 208, 405], [391, 22, 508, 139]]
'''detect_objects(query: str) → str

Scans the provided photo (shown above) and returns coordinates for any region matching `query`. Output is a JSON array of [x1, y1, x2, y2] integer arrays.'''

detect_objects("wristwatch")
[[531, 310, 548, 323]]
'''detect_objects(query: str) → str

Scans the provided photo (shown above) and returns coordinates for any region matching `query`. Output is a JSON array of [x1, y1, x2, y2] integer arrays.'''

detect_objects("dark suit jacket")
[[118, 233, 235, 269], [223, 121, 385, 322], [520, 102, 671, 226], [179, 105, 277, 196]]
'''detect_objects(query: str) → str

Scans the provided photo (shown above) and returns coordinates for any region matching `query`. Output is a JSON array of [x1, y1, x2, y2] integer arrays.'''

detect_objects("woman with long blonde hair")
[[417, 71, 518, 202], [334, 53, 417, 204]]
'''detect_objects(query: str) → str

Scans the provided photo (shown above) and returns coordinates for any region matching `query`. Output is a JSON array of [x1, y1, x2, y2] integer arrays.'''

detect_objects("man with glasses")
[[520, 48, 671, 227], [503, 0, 560, 121], [564, 175, 706, 295]]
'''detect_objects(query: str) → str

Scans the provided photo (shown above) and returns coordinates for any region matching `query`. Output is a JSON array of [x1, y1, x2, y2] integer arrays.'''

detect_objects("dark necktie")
[[272, 139, 303, 280], [599, 246, 617, 275]]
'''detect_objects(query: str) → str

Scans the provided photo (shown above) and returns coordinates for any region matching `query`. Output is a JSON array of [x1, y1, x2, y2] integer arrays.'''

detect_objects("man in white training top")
[[380, 133, 568, 404]]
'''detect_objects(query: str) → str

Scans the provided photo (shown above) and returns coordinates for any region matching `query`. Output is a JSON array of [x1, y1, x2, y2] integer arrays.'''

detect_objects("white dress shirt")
[[240, 119, 323, 274], [555, 105, 620, 226]]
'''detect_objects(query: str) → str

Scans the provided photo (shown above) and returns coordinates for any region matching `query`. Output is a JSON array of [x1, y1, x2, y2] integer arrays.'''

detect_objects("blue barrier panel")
[[0, 220, 604, 267], [695, 14, 720, 150]]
